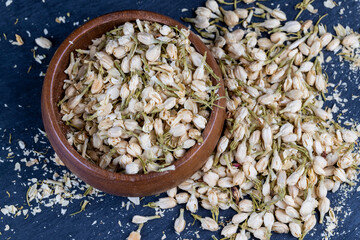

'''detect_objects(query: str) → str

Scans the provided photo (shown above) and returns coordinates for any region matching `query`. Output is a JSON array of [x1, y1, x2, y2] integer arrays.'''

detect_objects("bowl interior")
[[42, 10, 226, 196]]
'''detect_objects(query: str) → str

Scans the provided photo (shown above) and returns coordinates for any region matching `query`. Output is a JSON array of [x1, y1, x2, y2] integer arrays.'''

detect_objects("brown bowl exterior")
[[41, 10, 226, 197]]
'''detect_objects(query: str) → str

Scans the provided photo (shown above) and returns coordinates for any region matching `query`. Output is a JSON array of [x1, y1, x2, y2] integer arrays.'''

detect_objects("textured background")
[[0, 0, 359, 239]]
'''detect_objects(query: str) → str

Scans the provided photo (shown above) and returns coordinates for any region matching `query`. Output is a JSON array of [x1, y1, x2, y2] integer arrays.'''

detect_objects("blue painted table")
[[0, 0, 359, 239]]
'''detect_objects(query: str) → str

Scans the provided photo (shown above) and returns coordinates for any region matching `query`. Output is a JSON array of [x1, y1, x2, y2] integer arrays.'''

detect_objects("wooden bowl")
[[41, 10, 226, 197]]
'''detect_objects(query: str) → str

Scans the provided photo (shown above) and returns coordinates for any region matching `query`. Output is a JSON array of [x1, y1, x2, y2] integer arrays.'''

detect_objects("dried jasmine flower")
[[59, 20, 221, 174], [35, 37, 52, 49], [136, 0, 360, 239]]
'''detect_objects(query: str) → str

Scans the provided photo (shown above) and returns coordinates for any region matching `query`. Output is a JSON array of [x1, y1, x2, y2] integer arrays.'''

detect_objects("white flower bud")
[[114, 154, 132, 168], [320, 32, 333, 47], [194, 15, 210, 28], [201, 155, 214, 172], [154, 197, 177, 209], [146, 44, 161, 62], [132, 215, 160, 224], [287, 165, 305, 186], [326, 38, 340, 51], [232, 212, 250, 224], [129, 74, 141, 93], [99, 154, 112, 169], [289, 222, 302, 238], [251, 48, 267, 61], [235, 141, 247, 164], [174, 149, 186, 159], [160, 25, 171, 36], [162, 97, 177, 110], [283, 195, 297, 208], [249, 130, 260, 147], [342, 34, 359, 48], [158, 73, 175, 86], [201, 199, 212, 210], [281, 133, 297, 143], [275, 209, 292, 223], [303, 214, 316, 234], [174, 209, 186, 233], [186, 192, 198, 213], [319, 197, 330, 223], [223, 10, 239, 28], [234, 65, 248, 82], [195, 7, 213, 18], [117, 35, 131, 46], [107, 126, 123, 138], [300, 191, 317, 217], [262, 125, 273, 151], [341, 129, 358, 143], [193, 114, 207, 129], [95, 51, 114, 70], [130, 55, 142, 71], [206, 0, 221, 15], [122, 22, 134, 35], [243, 162, 257, 180], [280, 100, 302, 113], [175, 192, 190, 204], [310, 39, 322, 57], [258, 38, 274, 50], [227, 43, 247, 57], [234, 107, 249, 123], [258, 93, 279, 105], [280, 21, 301, 33], [264, 212, 274, 230], [338, 153, 354, 169], [271, 32, 287, 44], [262, 19, 281, 29], [207, 190, 218, 207], [271, 9, 287, 21], [285, 206, 300, 219], [314, 156, 327, 169], [239, 199, 253, 212], [121, 56, 130, 73], [138, 134, 152, 151], [232, 171, 245, 186], [137, 32, 155, 45], [262, 176, 271, 197], [35, 37, 52, 49], [182, 139, 196, 149], [203, 171, 219, 187], [125, 162, 140, 174], [299, 42, 310, 56], [298, 61, 313, 72], [218, 177, 234, 188], [126, 142, 142, 157], [191, 79, 208, 92], [256, 154, 270, 173], [221, 224, 238, 238], [277, 170, 287, 189], [315, 74, 326, 92], [169, 124, 187, 137], [217, 136, 229, 154], [166, 43, 177, 60], [272, 222, 289, 233], [252, 227, 267, 240], [199, 217, 219, 231], [248, 212, 264, 229], [271, 149, 283, 171], [334, 168, 347, 182], [234, 8, 248, 19]]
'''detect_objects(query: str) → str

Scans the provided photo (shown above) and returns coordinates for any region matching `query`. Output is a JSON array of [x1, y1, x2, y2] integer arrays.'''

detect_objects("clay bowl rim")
[[41, 10, 226, 196]]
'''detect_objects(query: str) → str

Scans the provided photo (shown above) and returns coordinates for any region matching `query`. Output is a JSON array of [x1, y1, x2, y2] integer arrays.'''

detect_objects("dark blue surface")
[[0, 0, 359, 239]]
